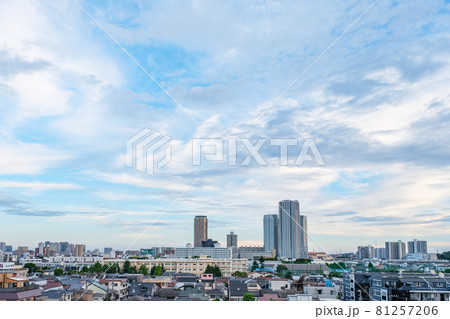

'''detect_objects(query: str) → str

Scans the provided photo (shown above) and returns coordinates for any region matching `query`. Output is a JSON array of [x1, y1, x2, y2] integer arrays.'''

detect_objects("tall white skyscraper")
[[278, 200, 301, 259], [263, 214, 278, 253]]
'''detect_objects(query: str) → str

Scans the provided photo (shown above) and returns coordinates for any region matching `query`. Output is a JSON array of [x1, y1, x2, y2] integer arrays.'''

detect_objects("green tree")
[[437, 251, 450, 260], [129, 265, 137, 274], [243, 293, 256, 301], [232, 271, 247, 278], [213, 265, 222, 278], [80, 265, 89, 273], [54, 268, 64, 276], [104, 263, 119, 274], [292, 258, 312, 264], [251, 261, 259, 272], [276, 264, 288, 274], [138, 264, 149, 275], [204, 265, 214, 274], [258, 256, 265, 268], [91, 262, 103, 273], [204, 265, 221, 277], [122, 260, 131, 274], [151, 265, 162, 276], [24, 263, 40, 274]]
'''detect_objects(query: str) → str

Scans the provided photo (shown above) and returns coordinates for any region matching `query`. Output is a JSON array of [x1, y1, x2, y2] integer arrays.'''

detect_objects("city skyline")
[[1, 1, 450, 253]]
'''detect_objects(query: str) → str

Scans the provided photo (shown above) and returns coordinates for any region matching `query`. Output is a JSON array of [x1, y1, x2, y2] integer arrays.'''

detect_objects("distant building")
[[74, 244, 86, 257], [140, 249, 156, 257], [375, 247, 386, 259], [385, 241, 406, 259], [407, 239, 427, 254], [59, 242, 70, 254], [263, 214, 278, 253], [194, 216, 208, 247], [278, 200, 301, 259], [201, 239, 218, 248], [104, 256, 247, 277], [104, 247, 113, 255], [38, 243, 44, 255], [238, 246, 275, 259], [175, 247, 232, 259], [227, 232, 238, 248], [356, 245, 374, 259], [299, 215, 308, 258]]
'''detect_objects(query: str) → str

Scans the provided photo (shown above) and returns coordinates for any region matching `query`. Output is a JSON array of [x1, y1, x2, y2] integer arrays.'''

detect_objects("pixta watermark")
[[126, 129, 325, 175]]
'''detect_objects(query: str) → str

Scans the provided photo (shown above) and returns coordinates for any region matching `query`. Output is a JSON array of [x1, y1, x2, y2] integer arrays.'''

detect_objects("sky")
[[1, 0, 450, 253]]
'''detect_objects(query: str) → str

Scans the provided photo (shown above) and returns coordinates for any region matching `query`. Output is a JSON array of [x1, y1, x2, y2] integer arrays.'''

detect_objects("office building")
[[227, 232, 238, 248], [0, 243, 5, 252], [407, 239, 428, 254], [263, 214, 278, 253], [75, 244, 86, 257], [194, 216, 208, 247], [278, 200, 301, 259]]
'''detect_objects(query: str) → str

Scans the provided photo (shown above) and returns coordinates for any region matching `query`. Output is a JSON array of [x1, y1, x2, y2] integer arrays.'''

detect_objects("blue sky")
[[1, 0, 450, 253]]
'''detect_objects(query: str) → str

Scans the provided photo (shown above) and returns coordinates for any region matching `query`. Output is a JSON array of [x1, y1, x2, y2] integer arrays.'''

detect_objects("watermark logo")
[[192, 138, 325, 166], [126, 129, 325, 175], [126, 129, 172, 175]]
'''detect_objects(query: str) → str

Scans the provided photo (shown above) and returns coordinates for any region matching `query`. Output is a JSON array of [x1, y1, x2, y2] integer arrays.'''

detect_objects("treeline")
[[24, 261, 159, 276], [437, 251, 450, 260]]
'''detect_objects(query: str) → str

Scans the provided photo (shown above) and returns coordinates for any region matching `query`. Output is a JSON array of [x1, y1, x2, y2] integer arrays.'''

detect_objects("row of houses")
[[344, 272, 450, 301]]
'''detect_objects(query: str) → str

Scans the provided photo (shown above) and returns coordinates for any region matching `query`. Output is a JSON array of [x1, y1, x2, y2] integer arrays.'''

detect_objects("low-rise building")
[[99, 279, 128, 300], [103, 256, 247, 277], [0, 273, 42, 301], [175, 247, 232, 259]]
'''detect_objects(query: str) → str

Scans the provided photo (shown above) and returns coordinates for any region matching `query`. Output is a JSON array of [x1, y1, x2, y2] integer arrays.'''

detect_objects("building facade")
[[278, 200, 301, 259], [407, 239, 428, 254], [263, 214, 278, 253], [227, 232, 238, 248], [74, 244, 86, 257], [175, 247, 232, 259], [385, 241, 406, 260], [103, 256, 247, 277], [299, 215, 308, 258], [194, 216, 208, 247]]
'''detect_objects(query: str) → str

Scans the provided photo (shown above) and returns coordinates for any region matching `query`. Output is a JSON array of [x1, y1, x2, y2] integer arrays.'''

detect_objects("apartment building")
[[103, 256, 247, 277]]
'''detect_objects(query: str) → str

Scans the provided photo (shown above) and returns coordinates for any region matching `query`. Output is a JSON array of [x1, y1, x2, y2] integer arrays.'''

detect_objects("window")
[[372, 279, 381, 287]]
